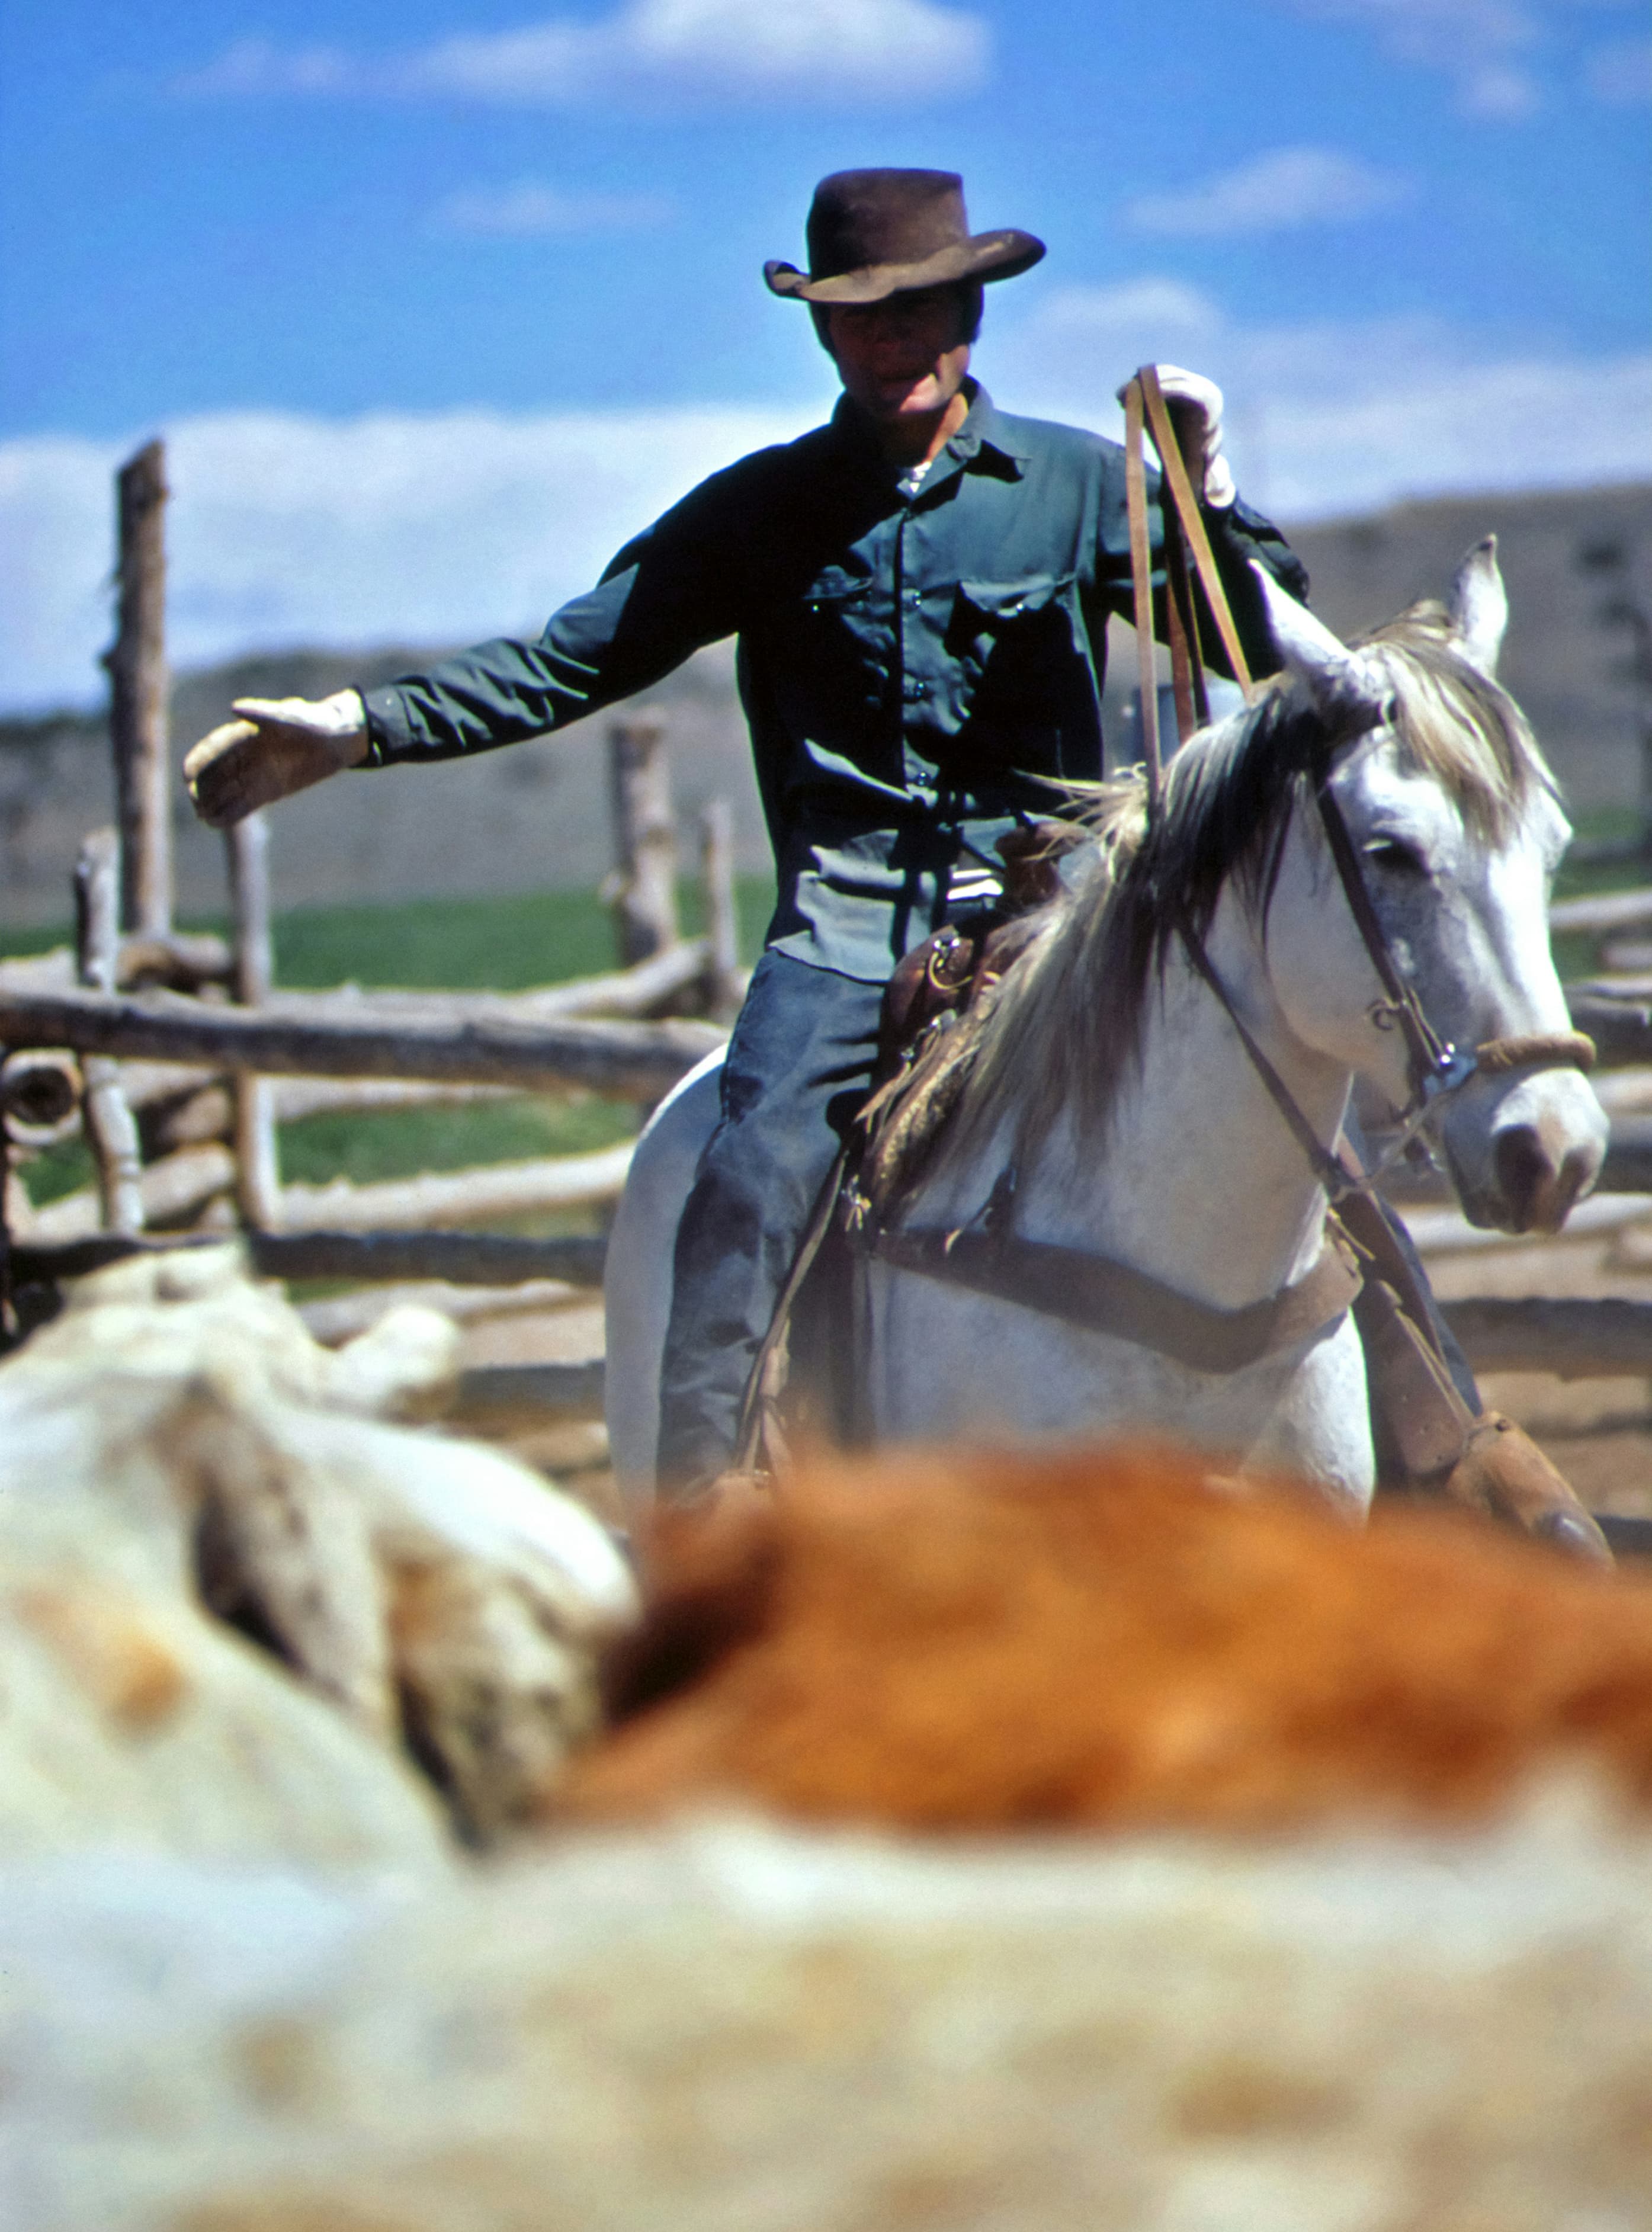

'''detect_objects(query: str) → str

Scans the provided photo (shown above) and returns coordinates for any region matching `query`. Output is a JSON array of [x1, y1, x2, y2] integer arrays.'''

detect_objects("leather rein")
[[853, 371, 1591, 1372]]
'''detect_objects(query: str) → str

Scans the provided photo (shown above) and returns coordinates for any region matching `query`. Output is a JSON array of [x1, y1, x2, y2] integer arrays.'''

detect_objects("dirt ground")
[[445, 1293, 625, 1523]]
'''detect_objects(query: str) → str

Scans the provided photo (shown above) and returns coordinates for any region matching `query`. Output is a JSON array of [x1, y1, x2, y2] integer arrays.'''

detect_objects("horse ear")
[[1447, 536, 1507, 679], [1247, 560, 1374, 718]]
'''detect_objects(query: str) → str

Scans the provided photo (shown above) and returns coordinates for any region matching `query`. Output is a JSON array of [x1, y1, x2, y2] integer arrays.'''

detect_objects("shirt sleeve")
[[1093, 450, 1310, 685], [357, 464, 755, 765]]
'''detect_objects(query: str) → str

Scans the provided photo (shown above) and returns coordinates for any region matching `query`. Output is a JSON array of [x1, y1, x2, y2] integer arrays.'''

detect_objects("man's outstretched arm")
[[183, 464, 753, 826]]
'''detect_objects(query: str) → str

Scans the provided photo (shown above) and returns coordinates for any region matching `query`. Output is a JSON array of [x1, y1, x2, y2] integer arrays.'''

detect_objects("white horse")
[[606, 546, 1607, 1511]]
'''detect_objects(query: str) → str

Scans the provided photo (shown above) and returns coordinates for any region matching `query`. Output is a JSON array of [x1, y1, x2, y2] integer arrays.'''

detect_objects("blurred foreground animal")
[[607, 546, 1606, 1522], [570, 1442, 1652, 1832], [0, 1247, 636, 1852]]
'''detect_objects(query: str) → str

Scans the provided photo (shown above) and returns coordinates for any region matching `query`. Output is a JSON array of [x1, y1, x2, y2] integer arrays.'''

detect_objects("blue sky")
[[2, 0, 1648, 708]]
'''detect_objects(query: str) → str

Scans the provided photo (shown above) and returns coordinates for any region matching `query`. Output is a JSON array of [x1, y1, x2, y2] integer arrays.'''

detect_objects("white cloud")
[[175, 37, 355, 98], [1586, 34, 1652, 104], [988, 280, 1652, 521], [0, 403, 814, 713], [178, 0, 990, 108], [431, 182, 673, 237], [6, 307, 1650, 712], [0, 438, 124, 713], [1275, 0, 1543, 116], [1125, 147, 1412, 238]]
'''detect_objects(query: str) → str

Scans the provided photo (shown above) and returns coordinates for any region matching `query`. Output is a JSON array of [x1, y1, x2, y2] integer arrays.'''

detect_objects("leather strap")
[[864, 1220, 1362, 1375], [732, 1144, 849, 1476], [1122, 364, 1253, 812], [1137, 365, 1255, 694], [1123, 378, 1163, 809], [1312, 774, 1456, 1098]]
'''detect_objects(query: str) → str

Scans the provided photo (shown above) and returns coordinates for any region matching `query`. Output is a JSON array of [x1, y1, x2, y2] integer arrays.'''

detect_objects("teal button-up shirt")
[[361, 382, 1307, 981]]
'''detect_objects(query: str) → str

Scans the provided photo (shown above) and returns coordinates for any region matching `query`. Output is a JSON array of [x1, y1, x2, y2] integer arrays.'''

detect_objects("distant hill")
[[1285, 483, 1651, 813], [0, 640, 765, 930], [3, 482, 1647, 931]]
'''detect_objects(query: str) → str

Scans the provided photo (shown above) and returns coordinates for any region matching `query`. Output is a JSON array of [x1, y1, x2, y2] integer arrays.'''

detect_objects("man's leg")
[[656, 950, 885, 1495]]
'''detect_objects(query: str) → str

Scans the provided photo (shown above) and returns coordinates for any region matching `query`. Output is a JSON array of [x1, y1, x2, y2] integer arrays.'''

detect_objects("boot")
[[1440, 1411, 1612, 1564]]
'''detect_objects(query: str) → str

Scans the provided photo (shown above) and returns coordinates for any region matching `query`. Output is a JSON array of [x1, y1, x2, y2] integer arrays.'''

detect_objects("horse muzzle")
[[1445, 1066, 1608, 1234]]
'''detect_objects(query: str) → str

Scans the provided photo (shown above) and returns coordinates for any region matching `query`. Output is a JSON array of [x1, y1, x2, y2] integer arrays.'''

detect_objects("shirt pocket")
[[800, 565, 873, 616], [948, 572, 1083, 716], [761, 566, 888, 746]]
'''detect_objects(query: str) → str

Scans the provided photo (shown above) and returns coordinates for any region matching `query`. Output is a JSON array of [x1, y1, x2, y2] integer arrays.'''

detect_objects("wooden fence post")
[[74, 830, 146, 1235], [103, 440, 172, 938], [699, 798, 742, 1025], [605, 711, 679, 966], [227, 810, 281, 1230]]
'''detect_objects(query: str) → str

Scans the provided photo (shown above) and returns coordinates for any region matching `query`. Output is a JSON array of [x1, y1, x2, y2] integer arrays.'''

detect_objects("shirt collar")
[[829, 380, 1028, 486], [945, 381, 1029, 477]]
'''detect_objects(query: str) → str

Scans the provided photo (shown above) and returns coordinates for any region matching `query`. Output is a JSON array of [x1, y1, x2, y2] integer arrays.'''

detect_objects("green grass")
[[5, 878, 774, 1206], [0, 875, 777, 985], [18, 1134, 95, 1208], [268, 876, 775, 989], [12, 818, 1650, 1210], [276, 1091, 636, 1189]]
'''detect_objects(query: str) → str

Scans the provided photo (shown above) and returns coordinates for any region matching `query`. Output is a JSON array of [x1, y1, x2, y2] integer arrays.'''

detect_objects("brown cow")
[[569, 1443, 1652, 1832]]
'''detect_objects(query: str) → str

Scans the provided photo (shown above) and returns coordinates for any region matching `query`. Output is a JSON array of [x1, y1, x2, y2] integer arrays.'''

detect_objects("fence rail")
[[5, 1228, 609, 1290], [0, 980, 723, 1098]]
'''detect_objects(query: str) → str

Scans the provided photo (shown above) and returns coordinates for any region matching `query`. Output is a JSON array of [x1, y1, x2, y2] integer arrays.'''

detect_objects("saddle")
[[854, 822, 1078, 1224]]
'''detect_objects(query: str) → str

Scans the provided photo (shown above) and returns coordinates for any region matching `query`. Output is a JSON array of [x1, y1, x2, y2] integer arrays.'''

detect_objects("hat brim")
[[764, 228, 1044, 304]]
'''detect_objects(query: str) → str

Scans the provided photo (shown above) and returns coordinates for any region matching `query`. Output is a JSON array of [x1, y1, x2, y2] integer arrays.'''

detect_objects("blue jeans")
[[656, 950, 886, 1491]]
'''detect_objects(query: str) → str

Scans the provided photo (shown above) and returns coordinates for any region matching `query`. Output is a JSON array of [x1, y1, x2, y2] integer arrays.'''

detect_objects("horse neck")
[[1011, 883, 1355, 1310]]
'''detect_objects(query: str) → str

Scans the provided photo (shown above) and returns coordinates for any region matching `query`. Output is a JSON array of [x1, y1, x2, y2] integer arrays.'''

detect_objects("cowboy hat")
[[764, 169, 1044, 306]]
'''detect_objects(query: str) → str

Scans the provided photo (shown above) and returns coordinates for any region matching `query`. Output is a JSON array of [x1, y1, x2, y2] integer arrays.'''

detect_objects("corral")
[[5, 450, 1652, 2232]]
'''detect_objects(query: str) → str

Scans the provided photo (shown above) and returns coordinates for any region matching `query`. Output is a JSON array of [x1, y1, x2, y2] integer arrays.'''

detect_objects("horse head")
[[1255, 541, 1608, 1234]]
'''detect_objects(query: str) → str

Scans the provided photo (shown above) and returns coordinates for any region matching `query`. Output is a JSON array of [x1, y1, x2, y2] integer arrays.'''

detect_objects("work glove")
[[1117, 364, 1237, 509], [184, 689, 370, 829]]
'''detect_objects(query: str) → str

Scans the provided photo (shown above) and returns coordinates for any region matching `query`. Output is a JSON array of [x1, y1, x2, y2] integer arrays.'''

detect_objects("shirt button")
[[903, 679, 931, 701]]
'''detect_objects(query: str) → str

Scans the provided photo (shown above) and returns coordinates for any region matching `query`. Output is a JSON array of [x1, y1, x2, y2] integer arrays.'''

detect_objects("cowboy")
[[181, 170, 1393, 1498]]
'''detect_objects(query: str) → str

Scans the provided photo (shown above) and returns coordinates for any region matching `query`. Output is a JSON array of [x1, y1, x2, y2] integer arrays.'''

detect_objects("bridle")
[[1122, 366, 1594, 1207]]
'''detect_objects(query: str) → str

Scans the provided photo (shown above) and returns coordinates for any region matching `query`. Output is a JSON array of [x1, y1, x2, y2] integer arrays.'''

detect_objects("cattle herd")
[[0, 1243, 1649, 2228]]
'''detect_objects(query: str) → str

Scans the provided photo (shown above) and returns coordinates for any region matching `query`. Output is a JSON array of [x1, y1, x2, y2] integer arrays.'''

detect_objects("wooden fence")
[[0, 438, 740, 1378], [9, 438, 1652, 1484]]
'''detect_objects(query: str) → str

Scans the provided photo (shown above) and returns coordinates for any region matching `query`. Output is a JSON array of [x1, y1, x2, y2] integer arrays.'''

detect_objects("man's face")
[[825, 285, 971, 425]]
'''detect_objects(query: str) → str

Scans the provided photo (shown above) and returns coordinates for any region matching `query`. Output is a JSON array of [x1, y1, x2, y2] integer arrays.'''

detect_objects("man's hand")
[[1118, 364, 1237, 509], [184, 690, 370, 829]]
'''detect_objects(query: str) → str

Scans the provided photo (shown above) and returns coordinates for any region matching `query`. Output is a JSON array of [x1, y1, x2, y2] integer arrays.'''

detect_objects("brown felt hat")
[[764, 169, 1044, 306]]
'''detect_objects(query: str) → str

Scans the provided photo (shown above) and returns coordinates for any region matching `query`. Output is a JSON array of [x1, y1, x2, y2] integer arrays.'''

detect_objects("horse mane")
[[952, 601, 1555, 1168]]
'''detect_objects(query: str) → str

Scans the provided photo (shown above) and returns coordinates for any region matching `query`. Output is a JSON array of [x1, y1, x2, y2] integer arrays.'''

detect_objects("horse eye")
[[1365, 837, 1427, 876]]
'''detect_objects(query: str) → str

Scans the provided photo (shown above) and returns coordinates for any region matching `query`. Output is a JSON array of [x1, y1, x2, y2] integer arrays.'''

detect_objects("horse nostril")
[[1552, 1146, 1595, 1223], [1493, 1124, 1548, 1230]]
